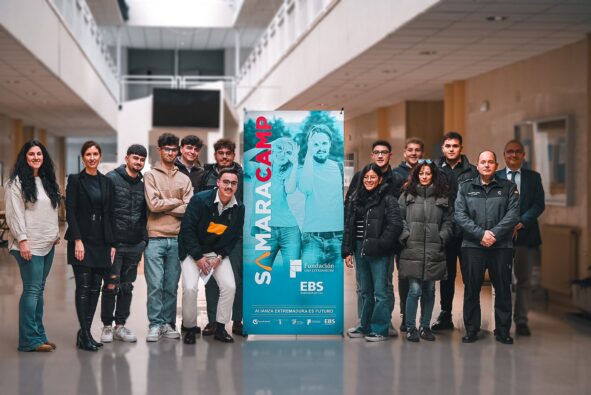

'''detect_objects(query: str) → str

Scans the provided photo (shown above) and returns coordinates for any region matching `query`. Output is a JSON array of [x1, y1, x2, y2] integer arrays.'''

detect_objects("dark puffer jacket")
[[398, 185, 453, 281], [106, 165, 148, 246], [342, 182, 403, 258]]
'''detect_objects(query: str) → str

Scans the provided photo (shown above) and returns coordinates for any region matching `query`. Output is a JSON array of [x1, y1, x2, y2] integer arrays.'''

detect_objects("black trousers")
[[101, 242, 144, 326], [395, 255, 409, 317], [439, 240, 462, 315], [72, 265, 106, 331], [460, 248, 513, 334]]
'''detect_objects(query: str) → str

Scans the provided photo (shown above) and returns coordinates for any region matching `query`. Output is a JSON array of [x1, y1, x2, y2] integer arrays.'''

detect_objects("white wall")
[[118, 96, 152, 164]]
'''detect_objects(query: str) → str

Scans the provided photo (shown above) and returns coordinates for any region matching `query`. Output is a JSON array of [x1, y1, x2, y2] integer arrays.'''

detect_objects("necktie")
[[509, 171, 516, 183]]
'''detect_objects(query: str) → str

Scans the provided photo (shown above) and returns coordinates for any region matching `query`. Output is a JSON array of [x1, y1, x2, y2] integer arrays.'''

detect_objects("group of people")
[[5, 134, 245, 352], [343, 132, 545, 344], [4, 128, 544, 352]]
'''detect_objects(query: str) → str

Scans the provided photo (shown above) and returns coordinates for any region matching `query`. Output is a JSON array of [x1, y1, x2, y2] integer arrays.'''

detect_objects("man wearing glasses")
[[144, 133, 193, 342], [496, 140, 545, 337], [345, 140, 404, 338], [198, 138, 245, 338], [179, 168, 245, 344]]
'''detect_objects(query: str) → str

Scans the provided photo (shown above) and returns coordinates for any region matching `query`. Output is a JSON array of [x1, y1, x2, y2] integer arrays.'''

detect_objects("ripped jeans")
[[101, 241, 145, 326]]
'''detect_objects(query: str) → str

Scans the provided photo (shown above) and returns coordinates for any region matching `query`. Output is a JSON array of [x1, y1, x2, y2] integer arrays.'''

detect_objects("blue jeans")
[[144, 238, 181, 327], [11, 248, 55, 351], [302, 232, 342, 268], [268, 226, 301, 266], [355, 242, 389, 336], [405, 279, 435, 330]]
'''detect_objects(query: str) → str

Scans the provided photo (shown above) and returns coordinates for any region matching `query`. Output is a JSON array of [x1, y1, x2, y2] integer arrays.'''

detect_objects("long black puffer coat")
[[398, 184, 453, 281], [342, 182, 403, 258]]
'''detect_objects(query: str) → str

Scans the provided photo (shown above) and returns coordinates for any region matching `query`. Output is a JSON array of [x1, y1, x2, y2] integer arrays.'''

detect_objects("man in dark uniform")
[[455, 150, 519, 344], [432, 132, 478, 331]]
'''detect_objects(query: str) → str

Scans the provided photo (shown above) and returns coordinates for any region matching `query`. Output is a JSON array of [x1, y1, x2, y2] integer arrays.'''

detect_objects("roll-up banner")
[[243, 111, 344, 335]]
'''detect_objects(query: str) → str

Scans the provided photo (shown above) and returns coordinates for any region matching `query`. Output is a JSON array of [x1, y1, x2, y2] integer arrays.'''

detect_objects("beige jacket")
[[144, 162, 193, 237]]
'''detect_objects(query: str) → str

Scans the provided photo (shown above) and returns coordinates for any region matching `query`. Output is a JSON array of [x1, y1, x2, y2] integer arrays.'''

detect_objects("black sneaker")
[[494, 329, 514, 345], [406, 328, 420, 342], [462, 331, 478, 343], [399, 315, 407, 333], [419, 327, 435, 341], [214, 325, 234, 343], [516, 323, 531, 336], [431, 313, 454, 331], [183, 327, 198, 345]]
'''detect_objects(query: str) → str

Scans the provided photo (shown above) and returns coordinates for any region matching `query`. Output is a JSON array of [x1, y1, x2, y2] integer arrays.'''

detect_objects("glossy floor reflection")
[[0, 242, 590, 395]]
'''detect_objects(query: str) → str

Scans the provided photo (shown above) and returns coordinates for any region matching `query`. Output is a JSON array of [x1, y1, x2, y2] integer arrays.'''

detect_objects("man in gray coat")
[[455, 151, 519, 344]]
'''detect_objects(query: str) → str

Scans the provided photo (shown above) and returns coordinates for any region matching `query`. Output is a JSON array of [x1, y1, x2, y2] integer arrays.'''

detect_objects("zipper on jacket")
[[422, 189, 427, 279], [361, 208, 371, 256]]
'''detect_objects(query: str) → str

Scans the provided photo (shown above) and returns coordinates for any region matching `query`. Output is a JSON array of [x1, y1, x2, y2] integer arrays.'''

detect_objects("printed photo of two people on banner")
[[243, 110, 345, 335]]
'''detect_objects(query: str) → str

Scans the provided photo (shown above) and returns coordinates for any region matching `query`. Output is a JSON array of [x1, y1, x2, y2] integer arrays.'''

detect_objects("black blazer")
[[64, 170, 114, 245], [496, 168, 545, 247]]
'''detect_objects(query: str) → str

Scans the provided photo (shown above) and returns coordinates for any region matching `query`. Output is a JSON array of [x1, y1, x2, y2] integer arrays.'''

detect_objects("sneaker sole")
[[364, 336, 387, 342], [100, 337, 113, 343], [346, 333, 365, 338], [114, 336, 137, 343], [163, 334, 180, 339]]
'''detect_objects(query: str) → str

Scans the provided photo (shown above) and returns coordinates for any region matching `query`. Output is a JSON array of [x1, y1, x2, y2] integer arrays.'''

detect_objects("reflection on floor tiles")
[[0, 243, 590, 394]]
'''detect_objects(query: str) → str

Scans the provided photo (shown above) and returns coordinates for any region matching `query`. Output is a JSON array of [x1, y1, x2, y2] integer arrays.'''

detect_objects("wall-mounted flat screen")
[[153, 88, 220, 128]]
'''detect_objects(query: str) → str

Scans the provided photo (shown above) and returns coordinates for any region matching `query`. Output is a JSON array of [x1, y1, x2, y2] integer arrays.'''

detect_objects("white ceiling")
[[234, 0, 284, 28], [0, 27, 114, 137], [100, 26, 264, 49], [282, 0, 591, 119]]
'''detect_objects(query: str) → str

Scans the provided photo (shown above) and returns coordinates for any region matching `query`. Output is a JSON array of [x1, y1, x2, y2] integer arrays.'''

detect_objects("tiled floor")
[[0, 241, 590, 395]]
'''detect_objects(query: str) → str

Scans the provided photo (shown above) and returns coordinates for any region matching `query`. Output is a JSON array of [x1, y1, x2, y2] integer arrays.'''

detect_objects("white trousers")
[[181, 254, 236, 326]]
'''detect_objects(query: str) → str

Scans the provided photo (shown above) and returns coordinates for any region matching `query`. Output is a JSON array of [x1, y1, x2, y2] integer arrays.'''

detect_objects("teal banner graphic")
[[243, 111, 344, 335]]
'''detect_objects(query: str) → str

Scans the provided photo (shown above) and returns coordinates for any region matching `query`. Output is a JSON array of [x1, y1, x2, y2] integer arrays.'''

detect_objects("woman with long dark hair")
[[65, 141, 114, 351], [342, 163, 402, 342], [5, 140, 61, 352], [398, 160, 453, 342]]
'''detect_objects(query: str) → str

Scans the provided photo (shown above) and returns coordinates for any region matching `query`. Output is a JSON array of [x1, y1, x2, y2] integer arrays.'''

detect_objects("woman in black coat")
[[65, 141, 114, 351], [398, 160, 452, 342], [342, 163, 402, 342]]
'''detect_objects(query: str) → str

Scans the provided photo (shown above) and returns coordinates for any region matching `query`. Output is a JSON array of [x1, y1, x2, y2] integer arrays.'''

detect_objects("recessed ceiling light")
[[486, 16, 507, 21], [419, 50, 437, 56]]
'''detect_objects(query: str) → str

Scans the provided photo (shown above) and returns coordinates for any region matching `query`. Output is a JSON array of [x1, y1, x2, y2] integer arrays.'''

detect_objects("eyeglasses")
[[161, 146, 179, 153], [372, 150, 390, 156], [418, 159, 433, 164], [221, 180, 238, 187], [505, 149, 523, 155]]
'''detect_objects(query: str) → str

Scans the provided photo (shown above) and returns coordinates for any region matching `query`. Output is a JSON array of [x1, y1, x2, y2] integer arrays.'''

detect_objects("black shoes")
[[183, 327, 199, 344], [232, 321, 244, 336], [399, 315, 407, 333], [76, 329, 98, 352], [202, 322, 216, 336], [419, 327, 436, 341], [214, 324, 234, 343], [406, 328, 420, 342], [181, 324, 201, 335], [516, 323, 531, 336], [494, 330, 514, 345], [431, 312, 454, 331], [462, 331, 478, 343]]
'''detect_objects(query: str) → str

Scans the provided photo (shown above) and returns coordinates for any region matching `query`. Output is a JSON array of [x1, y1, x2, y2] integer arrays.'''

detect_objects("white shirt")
[[214, 189, 238, 215], [506, 168, 521, 193]]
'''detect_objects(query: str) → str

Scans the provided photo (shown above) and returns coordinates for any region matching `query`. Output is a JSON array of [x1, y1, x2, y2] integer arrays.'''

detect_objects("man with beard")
[[298, 124, 344, 268], [175, 135, 204, 194], [432, 132, 478, 331], [179, 168, 245, 344], [197, 139, 245, 338], [100, 144, 148, 343]]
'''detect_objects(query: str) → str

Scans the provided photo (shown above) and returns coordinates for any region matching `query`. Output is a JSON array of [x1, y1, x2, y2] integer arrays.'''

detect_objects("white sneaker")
[[114, 325, 137, 343], [100, 326, 114, 343], [346, 326, 365, 338], [161, 323, 180, 339], [146, 325, 161, 342]]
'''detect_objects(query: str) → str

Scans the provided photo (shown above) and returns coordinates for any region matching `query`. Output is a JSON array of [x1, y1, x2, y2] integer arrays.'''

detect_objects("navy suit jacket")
[[496, 168, 545, 247]]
